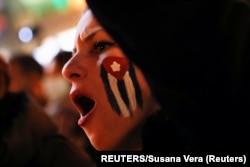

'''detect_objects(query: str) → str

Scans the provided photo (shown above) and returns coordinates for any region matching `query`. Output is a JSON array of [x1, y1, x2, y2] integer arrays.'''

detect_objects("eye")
[[91, 41, 115, 54]]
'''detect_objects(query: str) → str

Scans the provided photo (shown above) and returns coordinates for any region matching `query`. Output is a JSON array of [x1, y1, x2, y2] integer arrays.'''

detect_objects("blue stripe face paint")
[[100, 56, 142, 117]]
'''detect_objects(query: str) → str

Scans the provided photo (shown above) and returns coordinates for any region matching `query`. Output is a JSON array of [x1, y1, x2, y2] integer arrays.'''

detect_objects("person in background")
[[0, 55, 96, 167], [0, 56, 9, 98], [43, 50, 73, 117], [43, 50, 95, 158], [8, 53, 47, 107], [62, 0, 250, 152]]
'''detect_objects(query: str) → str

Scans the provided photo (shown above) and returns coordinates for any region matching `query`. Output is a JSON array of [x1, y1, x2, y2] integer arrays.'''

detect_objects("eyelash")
[[91, 41, 115, 54]]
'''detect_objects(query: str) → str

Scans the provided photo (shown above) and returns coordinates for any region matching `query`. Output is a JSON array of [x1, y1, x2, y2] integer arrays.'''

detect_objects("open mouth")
[[74, 96, 95, 116]]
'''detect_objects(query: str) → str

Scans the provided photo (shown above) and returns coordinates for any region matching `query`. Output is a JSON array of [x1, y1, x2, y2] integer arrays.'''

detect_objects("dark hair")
[[9, 53, 43, 77], [53, 50, 72, 71], [0, 56, 10, 87], [86, 0, 250, 151]]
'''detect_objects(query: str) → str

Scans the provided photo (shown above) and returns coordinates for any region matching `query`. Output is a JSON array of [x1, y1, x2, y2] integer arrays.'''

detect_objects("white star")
[[110, 61, 121, 72]]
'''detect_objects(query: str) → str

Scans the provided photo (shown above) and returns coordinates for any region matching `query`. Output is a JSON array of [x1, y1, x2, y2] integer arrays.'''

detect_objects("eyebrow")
[[80, 26, 103, 41], [73, 27, 103, 54]]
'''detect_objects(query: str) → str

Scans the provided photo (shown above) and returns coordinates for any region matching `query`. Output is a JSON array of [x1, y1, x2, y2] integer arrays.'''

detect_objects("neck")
[[114, 128, 143, 151]]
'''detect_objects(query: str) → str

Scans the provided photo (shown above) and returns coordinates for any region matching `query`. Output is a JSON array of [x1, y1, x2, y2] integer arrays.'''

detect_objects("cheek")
[[134, 68, 154, 112], [100, 55, 144, 118], [136, 68, 161, 117], [135, 68, 151, 99]]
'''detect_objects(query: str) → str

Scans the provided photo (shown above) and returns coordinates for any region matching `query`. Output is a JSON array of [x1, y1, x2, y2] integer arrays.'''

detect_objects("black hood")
[[86, 0, 250, 150], [86, 0, 250, 109]]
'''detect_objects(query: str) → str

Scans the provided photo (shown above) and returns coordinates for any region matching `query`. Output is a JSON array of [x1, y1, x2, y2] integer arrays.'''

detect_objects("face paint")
[[100, 56, 143, 118], [79, 27, 102, 41]]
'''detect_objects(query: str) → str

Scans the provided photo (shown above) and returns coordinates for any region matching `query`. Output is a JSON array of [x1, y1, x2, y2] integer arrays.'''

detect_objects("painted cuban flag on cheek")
[[100, 56, 143, 117]]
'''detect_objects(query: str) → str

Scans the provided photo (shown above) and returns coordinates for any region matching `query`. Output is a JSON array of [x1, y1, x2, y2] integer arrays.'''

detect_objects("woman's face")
[[62, 10, 160, 150]]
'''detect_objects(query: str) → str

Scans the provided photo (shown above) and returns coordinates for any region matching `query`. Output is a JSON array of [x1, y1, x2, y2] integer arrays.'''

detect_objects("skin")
[[62, 9, 160, 151]]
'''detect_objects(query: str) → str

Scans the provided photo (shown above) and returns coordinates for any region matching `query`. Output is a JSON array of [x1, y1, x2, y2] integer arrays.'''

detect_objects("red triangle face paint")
[[102, 56, 129, 80], [100, 55, 143, 117]]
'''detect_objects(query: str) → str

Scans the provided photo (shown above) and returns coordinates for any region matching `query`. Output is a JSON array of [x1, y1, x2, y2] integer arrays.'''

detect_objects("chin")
[[89, 137, 119, 151], [90, 141, 114, 151]]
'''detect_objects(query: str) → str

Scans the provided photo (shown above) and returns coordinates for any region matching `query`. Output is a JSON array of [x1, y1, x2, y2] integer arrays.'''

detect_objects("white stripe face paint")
[[123, 71, 137, 112], [101, 56, 141, 118], [108, 73, 131, 117]]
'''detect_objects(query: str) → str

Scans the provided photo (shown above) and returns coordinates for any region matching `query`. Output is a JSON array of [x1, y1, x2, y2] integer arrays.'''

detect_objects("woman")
[[62, 9, 194, 151], [63, 0, 250, 152]]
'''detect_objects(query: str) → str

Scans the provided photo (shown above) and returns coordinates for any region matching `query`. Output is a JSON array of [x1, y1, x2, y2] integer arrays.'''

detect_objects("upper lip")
[[70, 90, 95, 116]]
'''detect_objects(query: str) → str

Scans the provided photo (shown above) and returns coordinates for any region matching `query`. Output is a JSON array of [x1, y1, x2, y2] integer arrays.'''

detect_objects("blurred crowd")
[[0, 50, 96, 167]]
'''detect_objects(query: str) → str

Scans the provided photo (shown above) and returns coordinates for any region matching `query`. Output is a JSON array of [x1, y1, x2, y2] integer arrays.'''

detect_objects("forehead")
[[76, 9, 102, 40]]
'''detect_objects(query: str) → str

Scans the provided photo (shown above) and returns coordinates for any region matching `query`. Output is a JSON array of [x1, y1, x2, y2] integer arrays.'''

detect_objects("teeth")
[[75, 96, 95, 116]]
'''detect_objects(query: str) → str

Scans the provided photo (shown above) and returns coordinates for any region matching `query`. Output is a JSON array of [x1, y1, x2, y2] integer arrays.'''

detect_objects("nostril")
[[70, 73, 81, 79]]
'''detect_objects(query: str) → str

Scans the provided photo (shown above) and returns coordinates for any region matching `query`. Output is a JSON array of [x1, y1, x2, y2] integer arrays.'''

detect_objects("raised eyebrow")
[[84, 32, 97, 41], [80, 27, 103, 42]]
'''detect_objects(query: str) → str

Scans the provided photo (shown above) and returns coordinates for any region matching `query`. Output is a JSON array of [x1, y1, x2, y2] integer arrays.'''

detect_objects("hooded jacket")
[[86, 0, 250, 152]]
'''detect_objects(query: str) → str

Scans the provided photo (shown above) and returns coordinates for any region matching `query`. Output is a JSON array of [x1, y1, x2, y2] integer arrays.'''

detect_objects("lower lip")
[[78, 110, 93, 126]]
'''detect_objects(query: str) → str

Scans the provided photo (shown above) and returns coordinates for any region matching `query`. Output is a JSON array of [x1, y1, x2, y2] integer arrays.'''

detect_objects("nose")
[[62, 57, 87, 83]]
